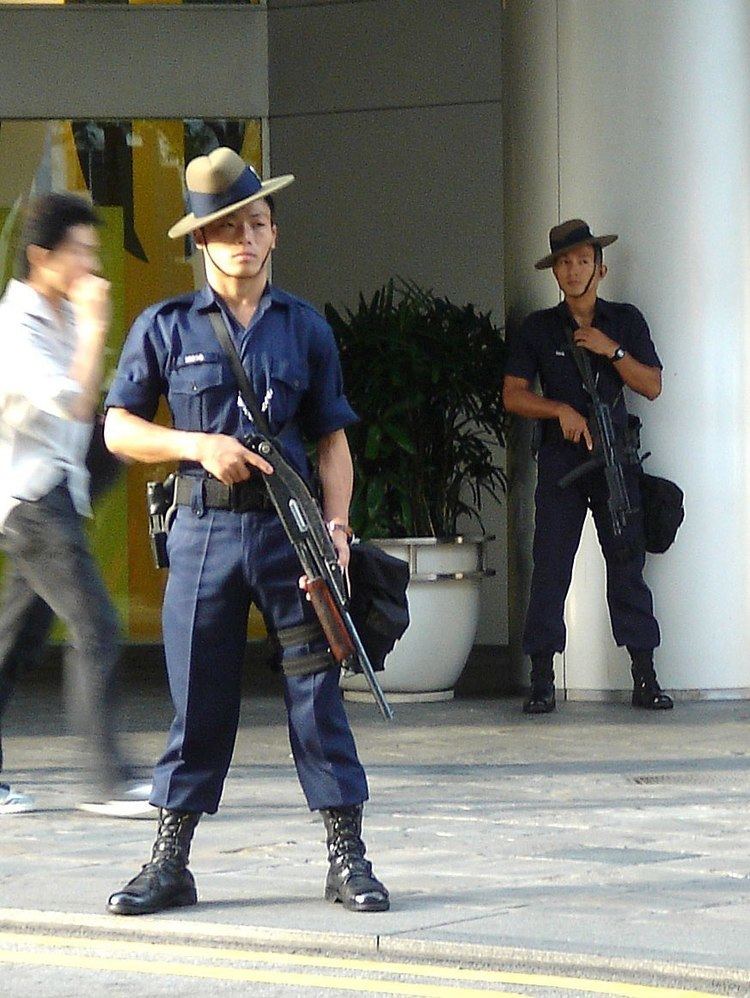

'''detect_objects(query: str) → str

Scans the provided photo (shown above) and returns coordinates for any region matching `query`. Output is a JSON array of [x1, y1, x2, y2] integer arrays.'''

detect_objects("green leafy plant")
[[326, 280, 507, 539]]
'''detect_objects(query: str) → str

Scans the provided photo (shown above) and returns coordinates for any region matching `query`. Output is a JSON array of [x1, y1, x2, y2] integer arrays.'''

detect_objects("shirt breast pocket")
[[168, 358, 229, 431], [265, 358, 309, 434]]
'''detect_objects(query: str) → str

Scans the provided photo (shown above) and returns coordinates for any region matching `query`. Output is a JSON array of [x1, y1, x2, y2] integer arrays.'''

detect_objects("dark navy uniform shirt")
[[505, 298, 662, 442], [105, 283, 357, 482]]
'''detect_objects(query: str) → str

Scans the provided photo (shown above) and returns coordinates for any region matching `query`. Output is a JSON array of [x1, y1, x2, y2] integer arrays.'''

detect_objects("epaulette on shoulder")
[[600, 298, 641, 317], [138, 290, 199, 323], [272, 287, 327, 325]]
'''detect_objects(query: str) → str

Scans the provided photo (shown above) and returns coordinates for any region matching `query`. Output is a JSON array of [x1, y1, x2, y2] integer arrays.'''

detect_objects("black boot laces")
[[326, 809, 386, 899], [150, 811, 194, 861]]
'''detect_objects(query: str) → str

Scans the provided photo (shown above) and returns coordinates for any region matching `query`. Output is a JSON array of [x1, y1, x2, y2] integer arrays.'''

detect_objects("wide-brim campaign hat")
[[168, 147, 295, 239], [534, 218, 618, 270]]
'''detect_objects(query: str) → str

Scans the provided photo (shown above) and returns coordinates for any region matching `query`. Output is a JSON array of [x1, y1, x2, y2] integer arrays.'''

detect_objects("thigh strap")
[[276, 621, 334, 676]]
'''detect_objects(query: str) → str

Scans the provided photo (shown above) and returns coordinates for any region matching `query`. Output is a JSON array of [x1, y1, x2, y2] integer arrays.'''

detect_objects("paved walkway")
[[1, 673, 749, 994]]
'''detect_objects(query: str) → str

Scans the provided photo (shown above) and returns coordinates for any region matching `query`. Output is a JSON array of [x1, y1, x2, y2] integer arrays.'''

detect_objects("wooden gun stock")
[[305, 577, 356, 665]]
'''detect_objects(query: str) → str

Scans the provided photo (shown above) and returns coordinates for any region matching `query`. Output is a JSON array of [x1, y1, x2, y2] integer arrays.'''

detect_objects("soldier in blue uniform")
[[103, 148, 389, 915], [503, 219, 672, 715]]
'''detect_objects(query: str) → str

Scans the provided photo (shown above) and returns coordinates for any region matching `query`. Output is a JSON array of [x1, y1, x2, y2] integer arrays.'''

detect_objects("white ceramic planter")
[[341, 536, 493, 702]]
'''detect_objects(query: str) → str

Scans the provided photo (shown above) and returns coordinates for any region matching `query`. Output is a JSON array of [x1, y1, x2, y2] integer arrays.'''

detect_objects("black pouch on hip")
[[640, 473, 685, 554]]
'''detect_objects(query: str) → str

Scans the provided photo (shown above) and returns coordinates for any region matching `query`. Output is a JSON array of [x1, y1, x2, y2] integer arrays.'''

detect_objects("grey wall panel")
[[269, 0, 370, 6], [268, 0, 502, 116], [270, 103, 507, 644], [268, 0, 507, 647], [269, 104, 502, 314], [0, 6, 268, 118]]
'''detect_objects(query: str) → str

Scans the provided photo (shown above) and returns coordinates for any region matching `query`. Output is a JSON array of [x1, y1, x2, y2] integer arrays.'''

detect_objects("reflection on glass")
[[0, 118, 262, 640], [0, 2, 259, 6]]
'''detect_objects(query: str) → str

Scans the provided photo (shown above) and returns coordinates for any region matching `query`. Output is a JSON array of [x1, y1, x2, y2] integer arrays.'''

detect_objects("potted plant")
[[325, 280, 507, 699]]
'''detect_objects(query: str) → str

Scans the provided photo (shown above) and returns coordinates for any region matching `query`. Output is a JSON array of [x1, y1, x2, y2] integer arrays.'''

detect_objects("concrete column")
[[502, 0, 560, 690], [504, 0, 750, 696]]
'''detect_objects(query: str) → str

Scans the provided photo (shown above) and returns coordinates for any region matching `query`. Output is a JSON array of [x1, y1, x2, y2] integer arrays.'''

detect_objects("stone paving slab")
[[1, 683, 750, 991]]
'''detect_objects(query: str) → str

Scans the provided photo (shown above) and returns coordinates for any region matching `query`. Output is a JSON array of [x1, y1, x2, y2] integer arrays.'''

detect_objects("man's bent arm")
[[68, 275, 110, 422], [503, 375, 593, 450], [571, 326, 662, 400], [503, 375, 568, 421], [317, 428, 353, 568], [611, 356, 662, 400], [104, 407, 272, 482], [105, 407, 203, 464], [317, 428, 353, 524]]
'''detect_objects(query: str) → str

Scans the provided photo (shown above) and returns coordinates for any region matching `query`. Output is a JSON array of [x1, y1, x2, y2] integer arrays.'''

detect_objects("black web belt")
[[174, 474, 274, 513]]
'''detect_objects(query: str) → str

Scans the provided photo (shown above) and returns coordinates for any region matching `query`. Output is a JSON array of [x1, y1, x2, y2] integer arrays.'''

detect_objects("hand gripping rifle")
[[206, 311, 394, 721], [246, 435, 393, 721], [558, 321, 635, 539]]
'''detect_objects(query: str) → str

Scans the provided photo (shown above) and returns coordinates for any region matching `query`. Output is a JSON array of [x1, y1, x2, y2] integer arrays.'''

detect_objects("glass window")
[[0, 2, 260, 6], [0, 118, 263, 640]]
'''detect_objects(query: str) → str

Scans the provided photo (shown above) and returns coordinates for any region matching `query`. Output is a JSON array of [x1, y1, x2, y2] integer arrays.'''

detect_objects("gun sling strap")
[[208, 310, 273, 438], [562, 316, 623, 409], [561, 315, 632, 458], [207, 309, 334, 677]]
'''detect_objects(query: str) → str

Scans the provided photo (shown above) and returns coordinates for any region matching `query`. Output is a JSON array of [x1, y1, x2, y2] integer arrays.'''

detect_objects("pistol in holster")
[[146, 473, 177, 569]]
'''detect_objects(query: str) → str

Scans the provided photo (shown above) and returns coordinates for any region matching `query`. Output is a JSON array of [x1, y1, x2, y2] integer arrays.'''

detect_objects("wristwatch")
[[327, 520, 353, 541], [611, 346, 627, 362]]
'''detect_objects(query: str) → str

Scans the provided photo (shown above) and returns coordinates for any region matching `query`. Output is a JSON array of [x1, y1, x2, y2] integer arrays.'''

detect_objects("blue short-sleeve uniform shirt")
[[505, 298, 661, 437], [105, 283, 357, 481]]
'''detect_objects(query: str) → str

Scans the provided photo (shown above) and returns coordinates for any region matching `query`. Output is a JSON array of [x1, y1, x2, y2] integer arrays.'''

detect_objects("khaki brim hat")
[[168, 146, 295, 239], [535, 218, 617, 270]]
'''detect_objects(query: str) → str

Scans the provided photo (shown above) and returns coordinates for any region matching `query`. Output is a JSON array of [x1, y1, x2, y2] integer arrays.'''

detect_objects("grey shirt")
[[0, 279, 92, 530]]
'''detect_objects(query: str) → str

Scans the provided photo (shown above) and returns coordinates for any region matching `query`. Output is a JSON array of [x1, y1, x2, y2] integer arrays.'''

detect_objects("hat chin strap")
[[200, 227, 273, 281], [565, 249, 600, 301]]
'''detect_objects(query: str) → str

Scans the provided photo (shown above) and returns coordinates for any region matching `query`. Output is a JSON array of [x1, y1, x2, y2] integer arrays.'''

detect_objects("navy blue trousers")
[[152, 503, 368, 814], [523, 446, 660, 657]]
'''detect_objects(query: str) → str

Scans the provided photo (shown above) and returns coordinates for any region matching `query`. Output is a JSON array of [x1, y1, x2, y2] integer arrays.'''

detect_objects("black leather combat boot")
[[322, 804, 389, 912], [107, 808, 200, 915], [629, 649, 673, 710], [523, 654, 556, 714]]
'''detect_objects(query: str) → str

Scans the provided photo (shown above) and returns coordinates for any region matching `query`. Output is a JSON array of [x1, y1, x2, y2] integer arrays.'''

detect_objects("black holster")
[[624, 413, 643, 464], [146, 474, 176, 569]]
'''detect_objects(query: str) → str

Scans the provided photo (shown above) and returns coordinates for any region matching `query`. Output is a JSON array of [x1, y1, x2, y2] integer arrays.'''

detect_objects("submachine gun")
[[557, 323, 639, 541]]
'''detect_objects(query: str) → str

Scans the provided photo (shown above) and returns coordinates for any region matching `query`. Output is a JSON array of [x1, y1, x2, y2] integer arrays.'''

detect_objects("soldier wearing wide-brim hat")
[[533, 218, 618, 270], [503, 218, 671, 715], [104, 148, 389, 917], [166, 146, 295, 239]]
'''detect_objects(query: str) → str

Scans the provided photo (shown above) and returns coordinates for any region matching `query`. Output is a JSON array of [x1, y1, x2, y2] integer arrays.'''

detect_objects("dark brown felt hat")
[[535, 218, 618, 270]]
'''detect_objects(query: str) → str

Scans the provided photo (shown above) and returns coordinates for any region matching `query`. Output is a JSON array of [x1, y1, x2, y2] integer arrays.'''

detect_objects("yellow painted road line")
[[0, 931, 727, 998], [0, 948, 528, 997]]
